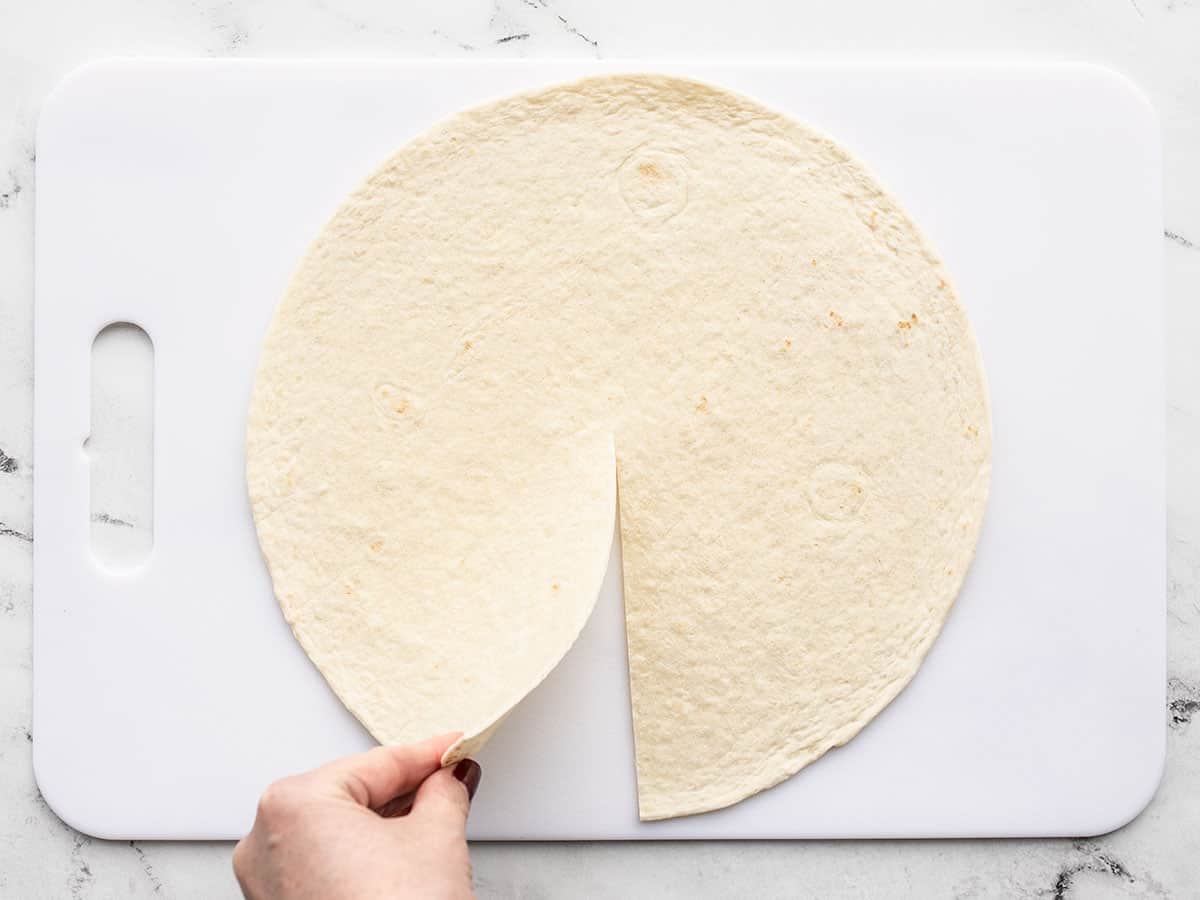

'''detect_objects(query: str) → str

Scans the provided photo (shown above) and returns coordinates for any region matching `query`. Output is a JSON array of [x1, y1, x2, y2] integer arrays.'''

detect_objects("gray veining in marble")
[[2, 0, 1199, 897]]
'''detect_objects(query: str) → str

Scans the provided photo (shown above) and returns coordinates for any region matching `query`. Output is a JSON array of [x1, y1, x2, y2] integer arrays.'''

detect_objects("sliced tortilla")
[[247, 74, 991, 818]]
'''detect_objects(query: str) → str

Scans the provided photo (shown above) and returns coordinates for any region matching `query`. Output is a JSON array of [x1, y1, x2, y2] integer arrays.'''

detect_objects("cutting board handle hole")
[[88, 322, 154, 571]]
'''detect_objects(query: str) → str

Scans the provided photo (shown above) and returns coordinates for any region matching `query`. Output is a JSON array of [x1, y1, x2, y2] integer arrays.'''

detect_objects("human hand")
[[233, 734, 481, 900]]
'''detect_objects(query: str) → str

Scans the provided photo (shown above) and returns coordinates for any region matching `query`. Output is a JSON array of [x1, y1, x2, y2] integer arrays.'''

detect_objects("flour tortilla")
[[247, 74, 991, 819]]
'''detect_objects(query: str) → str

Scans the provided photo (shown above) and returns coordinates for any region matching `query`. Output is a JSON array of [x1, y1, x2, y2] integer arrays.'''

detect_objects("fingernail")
[[452, 759, 482, 801]]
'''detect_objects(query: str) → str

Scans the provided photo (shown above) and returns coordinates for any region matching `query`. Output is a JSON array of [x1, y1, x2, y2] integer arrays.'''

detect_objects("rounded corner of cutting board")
[[1072, 63, 1158, 113], [1049, 62, 1161, 149], [38, 60, 129, 146], [1072, 733, 1166, 839], [33, 739, 122, 841]]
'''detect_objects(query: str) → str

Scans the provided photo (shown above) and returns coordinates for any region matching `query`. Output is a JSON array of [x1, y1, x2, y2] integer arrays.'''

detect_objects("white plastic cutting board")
[[33, 60, 1164, 841]]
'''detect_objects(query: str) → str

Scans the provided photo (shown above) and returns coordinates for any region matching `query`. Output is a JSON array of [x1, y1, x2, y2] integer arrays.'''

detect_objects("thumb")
[[409, 760, 481, 830], [313, 733, 460, 809]]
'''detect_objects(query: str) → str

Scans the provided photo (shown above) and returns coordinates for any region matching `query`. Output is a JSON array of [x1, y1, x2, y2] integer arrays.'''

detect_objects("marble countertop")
[[2, 1, 1198, 897]]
